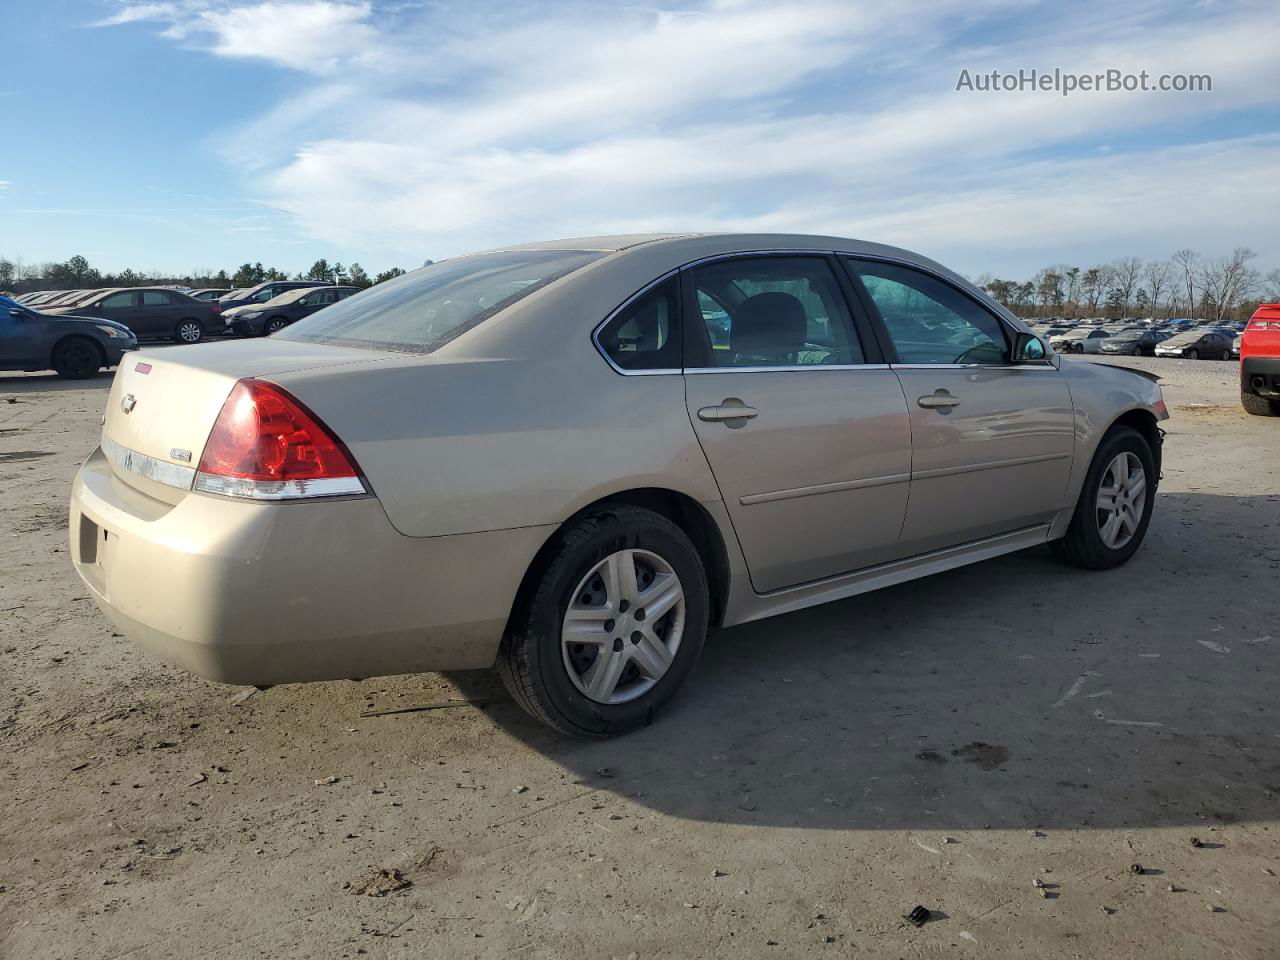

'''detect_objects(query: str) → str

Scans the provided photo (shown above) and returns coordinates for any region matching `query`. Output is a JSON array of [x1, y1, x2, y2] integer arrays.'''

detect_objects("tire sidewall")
[[525, 511, 709, 735], [52, 337, 99, 379], [1074, 428, 1157, 565]]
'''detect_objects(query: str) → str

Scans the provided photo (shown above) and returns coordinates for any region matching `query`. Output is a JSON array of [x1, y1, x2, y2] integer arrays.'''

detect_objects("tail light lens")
[[211, 304, 221, 314], [194, 379, 366, 499], [1249, 319, 1280, 330]]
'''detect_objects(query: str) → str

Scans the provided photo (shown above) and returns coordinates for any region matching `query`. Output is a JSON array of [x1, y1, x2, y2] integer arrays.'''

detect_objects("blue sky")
[[2, 0, 1278, 279]]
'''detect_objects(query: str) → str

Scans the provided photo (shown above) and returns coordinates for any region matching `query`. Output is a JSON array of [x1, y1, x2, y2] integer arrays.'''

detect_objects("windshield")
[[279, 250, 605, 354], [262, 287, 316, 307]]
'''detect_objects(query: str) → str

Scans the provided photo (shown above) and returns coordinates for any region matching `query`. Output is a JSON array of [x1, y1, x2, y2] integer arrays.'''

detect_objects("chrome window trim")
[[890, 363, 1057, 371], [101, 434, 196, 490], [685, 364, 892, 374]]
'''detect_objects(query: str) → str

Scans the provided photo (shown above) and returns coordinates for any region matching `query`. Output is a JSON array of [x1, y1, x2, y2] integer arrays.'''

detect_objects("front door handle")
[[698, 399, 758, 422], [917, 391, 961, 409]]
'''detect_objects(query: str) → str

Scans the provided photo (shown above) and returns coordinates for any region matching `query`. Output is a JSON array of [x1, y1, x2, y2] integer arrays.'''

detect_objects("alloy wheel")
[[1096, 452, 1146, 550], [178, 321, 203, 343], [561, 549, 686, 704]]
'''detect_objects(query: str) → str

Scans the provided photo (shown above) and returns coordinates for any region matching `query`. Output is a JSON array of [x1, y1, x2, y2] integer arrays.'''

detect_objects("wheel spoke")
[[1110, 454, 1129, 486], [630, 630, 674, 679], [1099, 511, 1123, 547], [638, 574, 682, 622], [583, 649, 627, 701], [615, 550, 641, 605], [1124, 471, 1146, 502]]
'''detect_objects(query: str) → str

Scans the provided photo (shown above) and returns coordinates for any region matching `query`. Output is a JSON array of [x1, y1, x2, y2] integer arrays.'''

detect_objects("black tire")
[[1241, 391, 1280, 417], [50, 336, 103, 380], [1050, 426, 1157, 570], [497, 505, 710, 737], [1185, 348, 1198, 360], [264, 317, 288, 335], [1130, 346, 1142, 356], [174, 319, 204, 344], [1220, 350, 1231, 361]]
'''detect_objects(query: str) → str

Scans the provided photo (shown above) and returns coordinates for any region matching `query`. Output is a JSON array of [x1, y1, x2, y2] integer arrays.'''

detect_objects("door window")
[[686, 257, 863, 368], [849, 260, 1009, 365], [141, 291, 172, 305], [596, 276, 680, 372], [100, 292, 136, 309]]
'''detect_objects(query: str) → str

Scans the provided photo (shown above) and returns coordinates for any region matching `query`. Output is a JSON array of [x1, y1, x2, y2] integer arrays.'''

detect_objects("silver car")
[[69, 234, 1168, 736]]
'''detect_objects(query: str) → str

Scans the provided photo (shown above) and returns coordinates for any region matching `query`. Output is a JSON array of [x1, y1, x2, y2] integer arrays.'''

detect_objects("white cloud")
[[96, 0, 1280, 273], [91, 3, 177, 27]]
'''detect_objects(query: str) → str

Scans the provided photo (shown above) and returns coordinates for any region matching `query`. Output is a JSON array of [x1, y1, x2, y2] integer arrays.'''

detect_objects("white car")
[[1050, 327, 1111, 354]]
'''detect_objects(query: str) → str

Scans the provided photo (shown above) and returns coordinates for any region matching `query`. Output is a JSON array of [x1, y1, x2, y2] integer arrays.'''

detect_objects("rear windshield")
[[278, 250, 605, 354]]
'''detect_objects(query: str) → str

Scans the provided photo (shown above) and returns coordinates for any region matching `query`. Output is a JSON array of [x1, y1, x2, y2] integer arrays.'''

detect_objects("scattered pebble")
[[348, 867, 411, 897], [314, 776, 339, 786], [513, 785, 528, 794]]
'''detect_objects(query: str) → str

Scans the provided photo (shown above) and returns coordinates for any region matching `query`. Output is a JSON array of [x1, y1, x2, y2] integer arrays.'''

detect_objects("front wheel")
[[1220, 350, 1232, 361], [497, 505, 710, 737], [51, 337, 102, 379], [1185, 348, 1199, 360], [264, 317, 289, 335], [1130, 346, 1142, 356], [174, 319, 204, 344], [1051, 426, 1156, 570]]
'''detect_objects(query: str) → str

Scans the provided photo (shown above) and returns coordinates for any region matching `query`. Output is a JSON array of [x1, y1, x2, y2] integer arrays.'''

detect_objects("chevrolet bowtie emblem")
[[121, 393, 137, 414]]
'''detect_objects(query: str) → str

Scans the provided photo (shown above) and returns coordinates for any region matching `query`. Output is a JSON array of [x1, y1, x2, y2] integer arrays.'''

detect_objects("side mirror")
[[1012, 332, 1047, 362]]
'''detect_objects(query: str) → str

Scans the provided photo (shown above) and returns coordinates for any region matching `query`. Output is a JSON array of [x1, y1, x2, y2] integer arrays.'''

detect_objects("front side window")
[[281, 250, 605, 354], [849, 260, 1008, 365], [687, 256, 863, 368], [100, 292, 136, 309], [251, 288, 277, 303], [597, 276, 680, 372]]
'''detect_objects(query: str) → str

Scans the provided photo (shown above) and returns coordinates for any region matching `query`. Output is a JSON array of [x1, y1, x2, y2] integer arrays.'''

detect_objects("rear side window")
[[596, 276, 680, 372], [141, 291, 171, 305], [101, 292, 136, 309], [686, 256, 864, 368], [849, 260, 1008, 365], [281, 250, 605, 354]]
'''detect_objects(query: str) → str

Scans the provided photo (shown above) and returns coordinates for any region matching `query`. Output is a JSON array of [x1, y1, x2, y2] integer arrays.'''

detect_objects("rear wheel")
[[497, 505, 709, 737], [1241, 391, 1280, 417], [264, 317, 288, 335], [1051, 426, 1156, 570], [51, 336, 102, 379], [174, 319, 204, 344]]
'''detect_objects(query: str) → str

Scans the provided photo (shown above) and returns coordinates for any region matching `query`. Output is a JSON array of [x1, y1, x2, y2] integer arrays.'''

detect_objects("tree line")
[[977, 248, 1279, 324], [0, 254, 411, 295]]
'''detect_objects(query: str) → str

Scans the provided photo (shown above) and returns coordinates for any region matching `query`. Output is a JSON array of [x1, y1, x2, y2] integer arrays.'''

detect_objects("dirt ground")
[[2, 354, 1278, 959]]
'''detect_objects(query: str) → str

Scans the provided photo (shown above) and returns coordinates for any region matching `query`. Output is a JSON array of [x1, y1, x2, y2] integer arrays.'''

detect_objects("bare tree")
[[1082, 266, 1110, 315], [1142, 260, 1173, 319], [1198, 248, 1259, 323], [1063, 266, 1081, 316], [1171, 249, 1199, 316], [1109, 258, 1143, 316]]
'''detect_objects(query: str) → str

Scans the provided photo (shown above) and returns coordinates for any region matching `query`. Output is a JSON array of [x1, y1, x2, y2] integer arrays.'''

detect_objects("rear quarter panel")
[[271, 353, 724, 538]]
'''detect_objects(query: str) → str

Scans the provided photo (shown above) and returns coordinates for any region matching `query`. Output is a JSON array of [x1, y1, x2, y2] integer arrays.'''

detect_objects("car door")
[[845, 258, 1075, 556], [96, 292, 141, 334], [138, 290, 179, 337], [299, 288, 337, 318], [680, 255, 913, 593], [0, 304, 37, 367]]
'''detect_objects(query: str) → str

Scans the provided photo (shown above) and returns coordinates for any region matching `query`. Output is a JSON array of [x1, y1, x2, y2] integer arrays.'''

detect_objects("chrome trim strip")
[[890, 363, 1056, 370], [101, 434, 195, 490], [686, 363, 892, 374], [192, 473, 367, 500], [740, 472, 910, 506], [912, 451, 1071, 481], [591, 270, 680, 376]]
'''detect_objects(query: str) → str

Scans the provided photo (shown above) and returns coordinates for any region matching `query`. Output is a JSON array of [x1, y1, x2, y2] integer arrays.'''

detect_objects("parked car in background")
[[0, 294, 137, 379], [1051, 327, 1110, 354], [68, 233, 1168, 736], [216, 280, 331, 312], [1232, 334, 1242, 359], [1240, 303, 1280, 416], [1098, 328, 1168, 356], [223, 285, 359, 336], [189, 288, 231, 302], [1153, 329, 1233, 360], [44, 287, 222, 343]]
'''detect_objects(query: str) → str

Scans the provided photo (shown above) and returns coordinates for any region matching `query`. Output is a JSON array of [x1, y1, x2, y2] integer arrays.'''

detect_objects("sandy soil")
[[2, 354, 1278, 959]]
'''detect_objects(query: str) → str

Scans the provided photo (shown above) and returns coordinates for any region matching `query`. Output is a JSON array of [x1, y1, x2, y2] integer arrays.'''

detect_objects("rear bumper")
[[1242, 356, 1280, 398], [69, 447, 555, 685]]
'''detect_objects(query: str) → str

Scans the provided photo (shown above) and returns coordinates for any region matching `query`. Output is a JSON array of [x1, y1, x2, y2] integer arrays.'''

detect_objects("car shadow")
[[462, 490, 1280, 831]]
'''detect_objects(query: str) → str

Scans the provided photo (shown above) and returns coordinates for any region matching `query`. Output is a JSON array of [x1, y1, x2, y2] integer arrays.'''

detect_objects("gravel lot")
[[2, 354, 1277, 959]]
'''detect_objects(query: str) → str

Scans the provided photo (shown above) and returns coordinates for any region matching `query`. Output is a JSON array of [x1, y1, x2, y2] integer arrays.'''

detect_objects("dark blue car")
[[0, 295, 137, 379]]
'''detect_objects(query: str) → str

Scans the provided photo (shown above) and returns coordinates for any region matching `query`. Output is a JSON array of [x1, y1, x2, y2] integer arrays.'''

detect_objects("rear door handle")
[[917, 392, 961, 409], [698, 400, 758, 422]]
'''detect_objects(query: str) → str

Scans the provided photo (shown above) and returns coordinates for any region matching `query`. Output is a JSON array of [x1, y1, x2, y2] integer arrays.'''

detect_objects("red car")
[[1241, 303, 1280, 416]]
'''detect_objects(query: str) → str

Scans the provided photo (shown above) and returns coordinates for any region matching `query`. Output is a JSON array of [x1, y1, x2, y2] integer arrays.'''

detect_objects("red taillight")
[[211, 304, 221, 314], [194, 379, 366, 500]]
